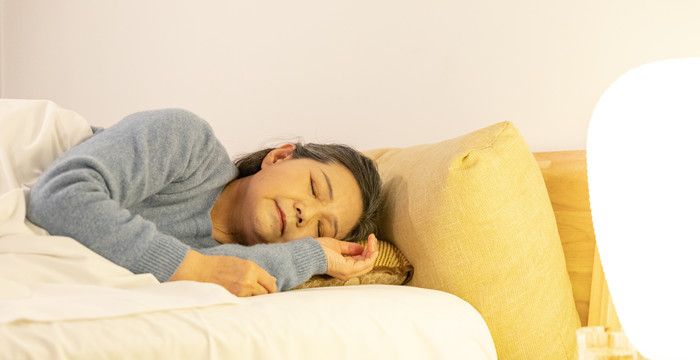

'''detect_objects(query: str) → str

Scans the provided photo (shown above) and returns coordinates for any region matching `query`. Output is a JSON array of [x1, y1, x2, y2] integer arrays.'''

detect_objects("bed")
[[0, 99, 497, 359], [1, 99, 614, 359]]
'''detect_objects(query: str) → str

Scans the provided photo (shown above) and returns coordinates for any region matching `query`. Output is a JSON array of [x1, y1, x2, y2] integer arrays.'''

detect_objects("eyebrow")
[[320, 168, 339, 238]]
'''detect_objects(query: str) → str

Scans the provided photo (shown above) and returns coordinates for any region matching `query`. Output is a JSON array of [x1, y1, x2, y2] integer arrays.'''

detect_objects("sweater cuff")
[[132, 235, 190, 282], [291, 237, 328, 278]]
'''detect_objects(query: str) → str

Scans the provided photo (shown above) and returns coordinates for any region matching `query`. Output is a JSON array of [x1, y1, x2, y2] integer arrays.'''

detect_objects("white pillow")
[[0, 99, 93, 195]]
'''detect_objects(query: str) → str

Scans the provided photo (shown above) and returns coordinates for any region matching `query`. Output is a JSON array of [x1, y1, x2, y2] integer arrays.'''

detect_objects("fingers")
[[337, 240, 364, 255], [251, 282, 269, 296], [368, 236, 379, 264], [319, 234, 376, 256], [250, 261, 277, 294], [344, 235, 379, 278], [360, 239, 369, 258], [231, 280, 273, 297], [257, 270, 278, 293], [231, 282, 268, 297], [352, 234, 378, 260], [324, 234, 381, 281], [340, 233, 378, 257], [229, 260, 278, 296], [366, 234, 377, 257]]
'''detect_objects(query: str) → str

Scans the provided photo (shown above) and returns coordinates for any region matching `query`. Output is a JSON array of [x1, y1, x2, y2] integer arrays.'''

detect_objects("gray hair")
[[233, 142, 382, 243]]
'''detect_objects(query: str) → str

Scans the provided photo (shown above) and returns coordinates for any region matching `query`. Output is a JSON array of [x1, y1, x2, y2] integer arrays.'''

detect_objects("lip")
[[275, 201, 286, 235]]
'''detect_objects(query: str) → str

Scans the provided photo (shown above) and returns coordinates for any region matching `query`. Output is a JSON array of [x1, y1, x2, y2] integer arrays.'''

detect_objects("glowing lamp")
[[587, 58, 700, 359]]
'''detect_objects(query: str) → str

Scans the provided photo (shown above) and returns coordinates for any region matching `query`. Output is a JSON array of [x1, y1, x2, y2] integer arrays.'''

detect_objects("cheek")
[[250, 210, 263, 229], [242, 202, 263, 234], [254, 201, 272, 229], [250, 200, 285, 242]]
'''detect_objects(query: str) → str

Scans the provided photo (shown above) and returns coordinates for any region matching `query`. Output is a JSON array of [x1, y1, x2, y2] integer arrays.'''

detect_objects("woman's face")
[[237, 144, 364, 245]]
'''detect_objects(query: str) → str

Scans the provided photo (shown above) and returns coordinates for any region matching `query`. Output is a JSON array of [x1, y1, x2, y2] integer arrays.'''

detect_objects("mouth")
[[275, 201, 286, 235]]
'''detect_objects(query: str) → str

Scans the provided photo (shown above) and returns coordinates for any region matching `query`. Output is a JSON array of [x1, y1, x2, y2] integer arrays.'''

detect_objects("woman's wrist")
[[169, 249, 205, 281]]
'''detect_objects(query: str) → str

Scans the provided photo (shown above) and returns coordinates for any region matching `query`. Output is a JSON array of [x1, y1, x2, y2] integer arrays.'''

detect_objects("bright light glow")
[[587, 58, 700, 359]]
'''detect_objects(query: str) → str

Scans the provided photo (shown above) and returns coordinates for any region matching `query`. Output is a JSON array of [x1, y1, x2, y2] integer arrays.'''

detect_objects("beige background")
[[1, 0, 700, 155]]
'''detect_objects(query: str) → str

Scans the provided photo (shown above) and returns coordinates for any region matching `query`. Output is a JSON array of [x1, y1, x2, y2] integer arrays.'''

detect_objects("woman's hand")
[[169, 249, 278, 297], [316, 233, 379, 281]]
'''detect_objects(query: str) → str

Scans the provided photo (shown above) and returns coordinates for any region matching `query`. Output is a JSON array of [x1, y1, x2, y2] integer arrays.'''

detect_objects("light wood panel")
[[535, 150, 621, 331], [588, 244, 621, 331], [535, 151, 596, 326]]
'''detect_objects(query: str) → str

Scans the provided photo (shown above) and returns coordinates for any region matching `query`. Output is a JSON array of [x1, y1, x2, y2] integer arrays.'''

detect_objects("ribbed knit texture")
[[199, 237, 327, 291], [27, 108, 328, 291]]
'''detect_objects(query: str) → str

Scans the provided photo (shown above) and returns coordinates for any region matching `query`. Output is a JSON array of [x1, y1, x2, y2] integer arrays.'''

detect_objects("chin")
[[246, 235, 263, 246], [248, 230, 273, 246]]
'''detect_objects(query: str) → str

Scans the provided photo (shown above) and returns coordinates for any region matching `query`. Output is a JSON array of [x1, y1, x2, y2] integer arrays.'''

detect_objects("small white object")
[[587, 58, 700, 359]]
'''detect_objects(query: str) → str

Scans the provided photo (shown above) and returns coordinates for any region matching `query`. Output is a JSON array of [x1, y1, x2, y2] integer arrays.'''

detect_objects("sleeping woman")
[[26, 108, 381, 297]]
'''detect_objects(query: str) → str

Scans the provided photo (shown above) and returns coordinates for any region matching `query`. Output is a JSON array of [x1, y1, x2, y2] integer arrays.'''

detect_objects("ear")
[[261, 143, 296, 169]]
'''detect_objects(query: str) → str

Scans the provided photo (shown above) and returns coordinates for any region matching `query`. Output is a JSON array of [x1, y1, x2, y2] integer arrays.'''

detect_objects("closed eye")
[[310, 176, 316, 197], [311, 176, 322, 236]]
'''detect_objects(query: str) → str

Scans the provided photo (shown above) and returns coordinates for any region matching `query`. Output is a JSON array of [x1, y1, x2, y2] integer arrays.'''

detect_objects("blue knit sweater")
[[26, 108, 328, 291]]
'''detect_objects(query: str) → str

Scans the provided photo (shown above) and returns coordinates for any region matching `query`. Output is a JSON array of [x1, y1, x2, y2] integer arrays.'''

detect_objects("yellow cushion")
[[293, 239, 413, 289], [363, 121, 580, 359]]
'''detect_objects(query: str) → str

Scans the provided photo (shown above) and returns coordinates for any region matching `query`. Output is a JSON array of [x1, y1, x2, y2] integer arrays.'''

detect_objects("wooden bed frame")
[[534, 150, 620, 331]]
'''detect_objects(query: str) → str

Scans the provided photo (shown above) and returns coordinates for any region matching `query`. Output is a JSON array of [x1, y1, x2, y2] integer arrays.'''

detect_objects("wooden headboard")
[[534, 151, 621, 330]]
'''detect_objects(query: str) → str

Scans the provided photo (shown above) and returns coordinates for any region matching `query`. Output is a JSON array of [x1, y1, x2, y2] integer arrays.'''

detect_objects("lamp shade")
[[587, 58, 700, 359]]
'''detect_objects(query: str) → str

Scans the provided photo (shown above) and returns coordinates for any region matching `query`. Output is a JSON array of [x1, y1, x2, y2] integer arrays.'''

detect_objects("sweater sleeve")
[[198, 238, 328, 291], [27, 109, 219, 281], [27, 108, 328, 289]]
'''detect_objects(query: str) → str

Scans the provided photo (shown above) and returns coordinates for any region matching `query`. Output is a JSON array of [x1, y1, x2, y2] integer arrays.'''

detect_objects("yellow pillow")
[[293, 239, 413, 289], [363, 121, 580, 360]]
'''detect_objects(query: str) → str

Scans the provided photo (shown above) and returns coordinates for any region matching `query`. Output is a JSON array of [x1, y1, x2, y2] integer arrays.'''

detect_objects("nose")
[[295, 201, 324, 227]]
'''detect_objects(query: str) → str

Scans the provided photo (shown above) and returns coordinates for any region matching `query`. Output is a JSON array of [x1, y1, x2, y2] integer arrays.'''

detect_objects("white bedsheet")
[[1, 285, 496, 359], [0, 100, 497, 359]]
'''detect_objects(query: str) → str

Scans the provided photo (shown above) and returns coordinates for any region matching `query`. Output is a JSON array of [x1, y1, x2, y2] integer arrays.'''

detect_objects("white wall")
[[0, 0, 4, 98], [2, 1, 700, 155]]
